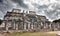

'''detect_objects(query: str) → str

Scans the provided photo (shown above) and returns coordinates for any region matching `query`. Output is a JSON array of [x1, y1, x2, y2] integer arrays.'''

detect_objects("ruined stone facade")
[[0, 9, 60, 33]]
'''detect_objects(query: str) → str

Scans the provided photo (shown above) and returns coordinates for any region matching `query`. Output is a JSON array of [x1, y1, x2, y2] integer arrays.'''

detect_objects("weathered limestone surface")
[[0, 9, 60, 33]]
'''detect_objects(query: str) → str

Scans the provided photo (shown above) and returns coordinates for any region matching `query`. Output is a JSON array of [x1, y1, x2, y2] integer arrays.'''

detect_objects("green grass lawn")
[[0, 32, 56, 36]]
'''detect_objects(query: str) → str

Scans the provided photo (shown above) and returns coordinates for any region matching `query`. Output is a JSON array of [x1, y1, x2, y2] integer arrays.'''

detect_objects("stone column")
[[59, 23, 60, 30], [58, 23, 59, 28], [30, 24, 31, 29], [13, 22, 16, 30], [28, 23, 30, 29], [6, 22, 8, 31], [36, 23, 38, 30], [5, 21, 9, 31], [33, 23, 35, 30], [30, 24, 33, 30], [24, 23, 26, 30], [57, 23, 59, 30], [16, 23, 18, 30], [43, 22, 45, 31], [38, 24, 40, 30], [49, 23, 52, 31], [21, 22, 24, 30], [31, 23, 33, 29]]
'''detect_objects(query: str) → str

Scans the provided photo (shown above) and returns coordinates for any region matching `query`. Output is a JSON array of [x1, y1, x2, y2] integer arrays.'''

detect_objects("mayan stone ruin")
[[0, 9, 60, 33]]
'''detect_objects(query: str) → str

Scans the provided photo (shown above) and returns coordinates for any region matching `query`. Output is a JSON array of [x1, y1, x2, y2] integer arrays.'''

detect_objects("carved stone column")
[[49, 23, 51, 30], [24, 23, 26, 30], [16, 23, 18, 30], [13, 21, 16, 30], [30, 23, 33, 30], [28, 23, 30, 29], [31, 23, 33, 29], [6, 22, 8, 31]]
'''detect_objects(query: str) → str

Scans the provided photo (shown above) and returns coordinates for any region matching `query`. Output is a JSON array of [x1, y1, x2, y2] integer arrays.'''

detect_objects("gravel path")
[[46, 31, 60, 34]]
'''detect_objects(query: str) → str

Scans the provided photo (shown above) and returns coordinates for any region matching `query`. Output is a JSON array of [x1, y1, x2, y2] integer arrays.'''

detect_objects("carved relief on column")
[[13, 21, 16, 30], [18, 22, 23, 30], [30, 23, 33, 30], [50, 23, 52, 30], [6, 21, 11, 31], [16, 22, 18, 30], [59, 23, 60, 30], [6, 21, 8, 31], [31, 23, 33, 30], [33, 23, 35, 30], [28, 22, 30, 29], [37, 23, 41, 30], [24, 23, 26, 30], [57, 23, 59, 30], [40, 22, 43, 30], [38, 24, 40, 30], [49, 23, 51, 31], [3, 21, 6, 30]]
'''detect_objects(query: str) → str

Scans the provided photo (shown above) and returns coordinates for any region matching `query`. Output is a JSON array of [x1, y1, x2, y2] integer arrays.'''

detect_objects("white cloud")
[[0, 0, 60, 21], [24, 0, 60, 21]]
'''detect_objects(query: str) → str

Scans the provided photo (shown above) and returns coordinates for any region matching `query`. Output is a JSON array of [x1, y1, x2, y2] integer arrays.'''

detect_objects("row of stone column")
[[5, 20, 60, 32], [5, 21, 48, 31]]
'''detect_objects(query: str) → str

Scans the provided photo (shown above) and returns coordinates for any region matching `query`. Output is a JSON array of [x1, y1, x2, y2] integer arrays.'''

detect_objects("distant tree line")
[[53, 19, 60, 23]]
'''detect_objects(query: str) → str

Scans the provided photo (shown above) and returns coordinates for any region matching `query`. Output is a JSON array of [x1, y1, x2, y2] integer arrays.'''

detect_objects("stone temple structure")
[[0, 9, 60, 33]]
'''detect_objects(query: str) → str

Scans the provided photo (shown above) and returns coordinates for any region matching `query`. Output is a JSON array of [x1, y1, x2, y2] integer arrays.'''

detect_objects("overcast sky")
[[0, 0, 60, 21]]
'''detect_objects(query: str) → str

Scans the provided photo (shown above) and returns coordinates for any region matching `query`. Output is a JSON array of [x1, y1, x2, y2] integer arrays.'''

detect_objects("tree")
[[0, 19, 3, 25], [53, 19, 60, 23]]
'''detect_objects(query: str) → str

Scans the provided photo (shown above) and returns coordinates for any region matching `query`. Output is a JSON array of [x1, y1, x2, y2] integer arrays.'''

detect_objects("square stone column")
[[50, 24, 52, 31], [38, 24, 40, 29], [6, 21, 10, 31], [28, 23, 30, 29], [16, 24, 18, 30], [6, 23, 8, 31], [31, 23, 33, 29], [12, 22, 16, 30], [24, 23, 26, 30], [13, 22, 16, 30]]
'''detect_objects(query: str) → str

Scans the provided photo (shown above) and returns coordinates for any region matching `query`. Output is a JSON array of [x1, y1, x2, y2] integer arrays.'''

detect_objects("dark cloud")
[[44, 3, 60, 20], [33, 3, 48, 9], [0, 0, 29, 19], [0, 0, 3, 3], [11, 0, 28, 9], [0, 0, 14, 19], [0, 0, 60, 21], [0, 0, 13, 14]]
